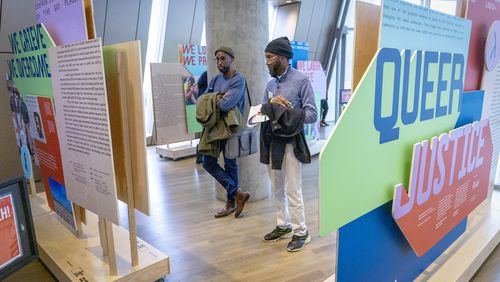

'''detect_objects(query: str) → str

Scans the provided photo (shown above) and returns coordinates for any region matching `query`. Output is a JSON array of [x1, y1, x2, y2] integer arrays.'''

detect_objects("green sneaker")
[[286, 231, 311, 252], [263, 226, 293, 242]]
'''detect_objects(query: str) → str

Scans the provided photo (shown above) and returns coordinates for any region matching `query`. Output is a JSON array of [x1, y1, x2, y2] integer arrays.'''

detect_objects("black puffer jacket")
[[259, 103, 311, 169]]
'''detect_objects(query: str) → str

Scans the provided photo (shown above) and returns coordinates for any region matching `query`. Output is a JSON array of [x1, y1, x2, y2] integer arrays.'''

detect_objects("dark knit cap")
[[265, 37, 293, 59], [215, 46, 235, 59]]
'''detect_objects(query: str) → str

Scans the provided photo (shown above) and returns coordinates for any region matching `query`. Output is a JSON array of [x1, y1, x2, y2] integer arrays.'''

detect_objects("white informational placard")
[[150, 63, 194, 144], [380, 0, 471, 62], [48, 38, 119, 224], [481, 61, 500, 183]]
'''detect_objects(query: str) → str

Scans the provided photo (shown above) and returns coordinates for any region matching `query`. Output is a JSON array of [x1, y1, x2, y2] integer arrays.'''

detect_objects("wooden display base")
[[30, 193, 170, 282], [156, 141, 197, 160]]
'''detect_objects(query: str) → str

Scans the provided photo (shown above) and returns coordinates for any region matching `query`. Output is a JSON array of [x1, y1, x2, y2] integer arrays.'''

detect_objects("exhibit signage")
[[373, 49, 464, 144], [481, 21, 500, 182], [464, 0, 500, 91], [320, 47, 470, 234], [35, 0, 88, 46], [0, 194, 22, 270], [178, 44, 206, 133], [484, 21, 500, 72], [296, 61, 326, 99], [49, 38, 120, 224], [20, 145, 32, 179], [179, 44, 207, 77], [150, 63, 194, 144], [6, 24, 76, 229], [320, 0, 472, 235], [392, 119, 492, 256], [297, 60, 324, 139], [290, 41, 308, 69], [0, 178, 38, 280], [320, 0, 475, 280], [102, 41, 150, 215], [379, 0, 471, 61]]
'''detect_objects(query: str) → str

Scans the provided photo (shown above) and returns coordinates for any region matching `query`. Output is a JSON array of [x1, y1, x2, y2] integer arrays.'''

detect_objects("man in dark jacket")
[[260, 37, 317, 252], [202, 46, 251, 218]]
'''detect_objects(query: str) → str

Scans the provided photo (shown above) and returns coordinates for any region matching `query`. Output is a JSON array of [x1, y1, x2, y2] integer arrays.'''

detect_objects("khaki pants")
[[267, 144, 307, 236]]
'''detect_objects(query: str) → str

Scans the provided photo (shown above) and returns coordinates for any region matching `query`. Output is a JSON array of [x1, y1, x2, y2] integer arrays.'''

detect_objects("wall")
[[0, 0, 37, 182], [294, 0, 339, 67], [93, 0, 152, 71], [162, 0, 205, 63], [273, 3, 300, 40]]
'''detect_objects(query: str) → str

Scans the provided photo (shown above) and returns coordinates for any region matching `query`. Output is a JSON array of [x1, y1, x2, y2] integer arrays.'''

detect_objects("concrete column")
[[205, 0, 270, 201]]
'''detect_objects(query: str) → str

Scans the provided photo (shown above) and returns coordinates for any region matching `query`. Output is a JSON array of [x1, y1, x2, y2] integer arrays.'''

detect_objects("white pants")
[[267, 144, 307, 236]]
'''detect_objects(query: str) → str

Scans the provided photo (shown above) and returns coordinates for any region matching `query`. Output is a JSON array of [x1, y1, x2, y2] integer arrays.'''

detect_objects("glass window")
[[143, 0, 169, 136], [430, 0, 457, 15]]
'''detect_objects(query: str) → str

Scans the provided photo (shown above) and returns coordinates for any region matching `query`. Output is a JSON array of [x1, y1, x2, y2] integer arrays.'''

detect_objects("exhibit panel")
[[150, 63, 195, 145], [7, 23, 77, 230], [6, 1, 169, 276], [352, 1, 380, 91], [35, 0, 88, 46], [49, 38, 120, 225], [319, 0, 498, 280], [0, 178, 38, 281], [178, 43, 206, 134], [464, 0, 500, 92], [481, 21, 500, 185], [297, 60, 325, 141], [103, 40, 150, 216]]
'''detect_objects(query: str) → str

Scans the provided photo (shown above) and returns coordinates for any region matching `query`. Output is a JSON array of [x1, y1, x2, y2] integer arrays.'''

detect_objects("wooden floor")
[[116, 147, 337, 281]]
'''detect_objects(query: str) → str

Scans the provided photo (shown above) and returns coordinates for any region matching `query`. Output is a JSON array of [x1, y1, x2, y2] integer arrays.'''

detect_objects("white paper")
[[247, 104, 269, 127], [49, 38, 119, 224]]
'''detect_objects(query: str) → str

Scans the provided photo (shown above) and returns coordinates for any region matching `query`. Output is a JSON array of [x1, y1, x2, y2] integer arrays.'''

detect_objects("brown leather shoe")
[[234, 189, 251, 218], [214, 200, 236, 218]]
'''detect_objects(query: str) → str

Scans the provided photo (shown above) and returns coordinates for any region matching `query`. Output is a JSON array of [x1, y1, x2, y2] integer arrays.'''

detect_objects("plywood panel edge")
[[352, 1, 381, 91]]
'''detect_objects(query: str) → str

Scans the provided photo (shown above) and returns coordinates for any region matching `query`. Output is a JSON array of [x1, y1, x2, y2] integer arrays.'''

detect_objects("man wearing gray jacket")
[[260, 37, 318, 252]]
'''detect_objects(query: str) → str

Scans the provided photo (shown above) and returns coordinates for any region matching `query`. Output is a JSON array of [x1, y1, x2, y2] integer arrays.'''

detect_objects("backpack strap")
[[245, 79, 252, 107]]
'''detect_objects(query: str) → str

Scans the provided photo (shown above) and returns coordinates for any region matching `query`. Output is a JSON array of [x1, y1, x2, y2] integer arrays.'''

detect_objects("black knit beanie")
[[265, 37, 293, 59]]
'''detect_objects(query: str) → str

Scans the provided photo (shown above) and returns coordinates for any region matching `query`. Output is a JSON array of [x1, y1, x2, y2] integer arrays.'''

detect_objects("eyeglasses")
[[265, 56, 279, 64]]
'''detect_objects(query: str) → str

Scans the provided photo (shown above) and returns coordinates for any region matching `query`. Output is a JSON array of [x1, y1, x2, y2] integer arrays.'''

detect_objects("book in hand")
[[247, 104, 269, 127]]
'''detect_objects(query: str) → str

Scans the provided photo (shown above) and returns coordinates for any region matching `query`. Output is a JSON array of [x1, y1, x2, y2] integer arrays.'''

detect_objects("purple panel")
[[36, 0, 88, 46]]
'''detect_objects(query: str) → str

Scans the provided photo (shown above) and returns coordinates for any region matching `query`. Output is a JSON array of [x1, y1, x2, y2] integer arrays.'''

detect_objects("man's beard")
[[268, 61, 282, 78], [218, 65, 230, 73]]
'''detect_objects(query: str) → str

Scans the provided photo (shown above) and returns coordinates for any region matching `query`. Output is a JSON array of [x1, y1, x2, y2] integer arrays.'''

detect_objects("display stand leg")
[[73, 203, 84, 236], [127, 194, 139, 266], [98, 217, 109, 256], [29, 169, 36, 196], [116, 62, 140, 267], [104, 219, 117, 276]]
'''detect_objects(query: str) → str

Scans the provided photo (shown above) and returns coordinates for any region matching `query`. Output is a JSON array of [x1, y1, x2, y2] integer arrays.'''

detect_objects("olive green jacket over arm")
[[196, 92, 241, 157]]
